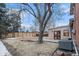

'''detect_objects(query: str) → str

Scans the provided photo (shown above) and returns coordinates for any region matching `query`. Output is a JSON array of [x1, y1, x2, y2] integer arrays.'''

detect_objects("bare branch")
[[33, 4, 41, 17], [22, 3, 37, 17], [19, 8, 37, 18], [33, 4, 41, 23], [43, 4, 52, 31], [21, 3, 41, 23], [42, 4, 53, 24], [43, 13, 52, 31]]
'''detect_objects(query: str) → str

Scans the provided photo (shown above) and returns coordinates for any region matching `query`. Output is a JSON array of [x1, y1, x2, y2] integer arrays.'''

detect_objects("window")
[[54, 31, 61, 39], [63, 30, 69, 36]]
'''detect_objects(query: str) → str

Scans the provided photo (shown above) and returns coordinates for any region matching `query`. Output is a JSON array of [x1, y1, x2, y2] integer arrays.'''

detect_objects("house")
[[70, 3, 79, 49], [48, 25, 71, 40]]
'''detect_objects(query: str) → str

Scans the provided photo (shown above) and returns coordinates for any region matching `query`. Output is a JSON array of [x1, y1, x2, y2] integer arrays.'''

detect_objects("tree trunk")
[[38, 31, 43, 43], [38, 25, 44, 43]]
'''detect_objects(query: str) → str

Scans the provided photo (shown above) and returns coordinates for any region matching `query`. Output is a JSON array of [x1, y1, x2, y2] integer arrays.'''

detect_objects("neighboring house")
[[70, 3, 79, 49], [48, 25, 71, 40]]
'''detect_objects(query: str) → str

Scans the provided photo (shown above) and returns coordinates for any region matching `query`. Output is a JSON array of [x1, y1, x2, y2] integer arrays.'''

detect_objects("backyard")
[[2, 38, 58, 56], [0, 3, 76, 56]]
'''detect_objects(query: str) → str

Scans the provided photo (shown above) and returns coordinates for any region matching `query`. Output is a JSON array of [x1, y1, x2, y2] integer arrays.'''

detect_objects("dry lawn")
[[2, 39, 58, 56]]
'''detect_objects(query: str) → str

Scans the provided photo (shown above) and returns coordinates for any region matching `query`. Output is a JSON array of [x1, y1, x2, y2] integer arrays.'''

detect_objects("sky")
[[5, 3, 72, 31]]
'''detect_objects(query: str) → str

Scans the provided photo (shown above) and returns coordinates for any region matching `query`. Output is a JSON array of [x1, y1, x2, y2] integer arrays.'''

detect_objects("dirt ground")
[[2, 39, 58, 56]]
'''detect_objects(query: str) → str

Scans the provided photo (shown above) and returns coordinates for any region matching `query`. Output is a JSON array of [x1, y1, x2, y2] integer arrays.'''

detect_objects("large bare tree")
[[20, 3, 53, 43]]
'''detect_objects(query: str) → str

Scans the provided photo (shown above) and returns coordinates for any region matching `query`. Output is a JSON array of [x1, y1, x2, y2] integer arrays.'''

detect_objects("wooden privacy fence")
[[5, 32, 48, 38], [4, 32, 54, 40], [5, 32, 37, 38]]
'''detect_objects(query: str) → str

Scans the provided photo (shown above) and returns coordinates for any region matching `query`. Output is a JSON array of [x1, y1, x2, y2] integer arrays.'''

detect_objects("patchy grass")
[[2, 39, 58, 56]]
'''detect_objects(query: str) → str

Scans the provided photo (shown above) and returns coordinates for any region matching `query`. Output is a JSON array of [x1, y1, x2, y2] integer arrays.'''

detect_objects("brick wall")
[[70, 3, 79, 47], [73, 4, 79, 47]]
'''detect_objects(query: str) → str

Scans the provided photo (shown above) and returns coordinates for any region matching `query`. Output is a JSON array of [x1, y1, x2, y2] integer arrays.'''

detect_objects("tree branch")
[[22, 3, 41, 23], [42, 4, 53, 24], [22, 3, 37, 17], [43, 11, 52, 31], [33, 4, 41, 23], [19, 8, 37, 18]]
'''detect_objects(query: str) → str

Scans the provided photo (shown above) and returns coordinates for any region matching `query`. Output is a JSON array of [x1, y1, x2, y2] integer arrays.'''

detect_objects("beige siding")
[[48, 26, 71, 40]]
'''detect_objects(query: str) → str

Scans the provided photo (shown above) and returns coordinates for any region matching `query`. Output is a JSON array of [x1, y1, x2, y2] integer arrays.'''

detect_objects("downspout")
[[69, 21, 78, 56], [70, 24, 78, 56], [72, 38, 78, 56]]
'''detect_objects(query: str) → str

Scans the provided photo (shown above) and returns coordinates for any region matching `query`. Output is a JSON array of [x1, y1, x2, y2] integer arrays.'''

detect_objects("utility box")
[[59, 40, 73, 51]]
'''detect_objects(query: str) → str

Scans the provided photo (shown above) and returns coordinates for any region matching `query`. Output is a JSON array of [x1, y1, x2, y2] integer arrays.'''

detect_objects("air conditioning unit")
[[59, 40, 73, 51]]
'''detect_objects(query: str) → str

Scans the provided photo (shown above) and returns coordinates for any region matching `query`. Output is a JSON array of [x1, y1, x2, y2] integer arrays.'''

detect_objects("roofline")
[[48, 25, 69, 30]]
